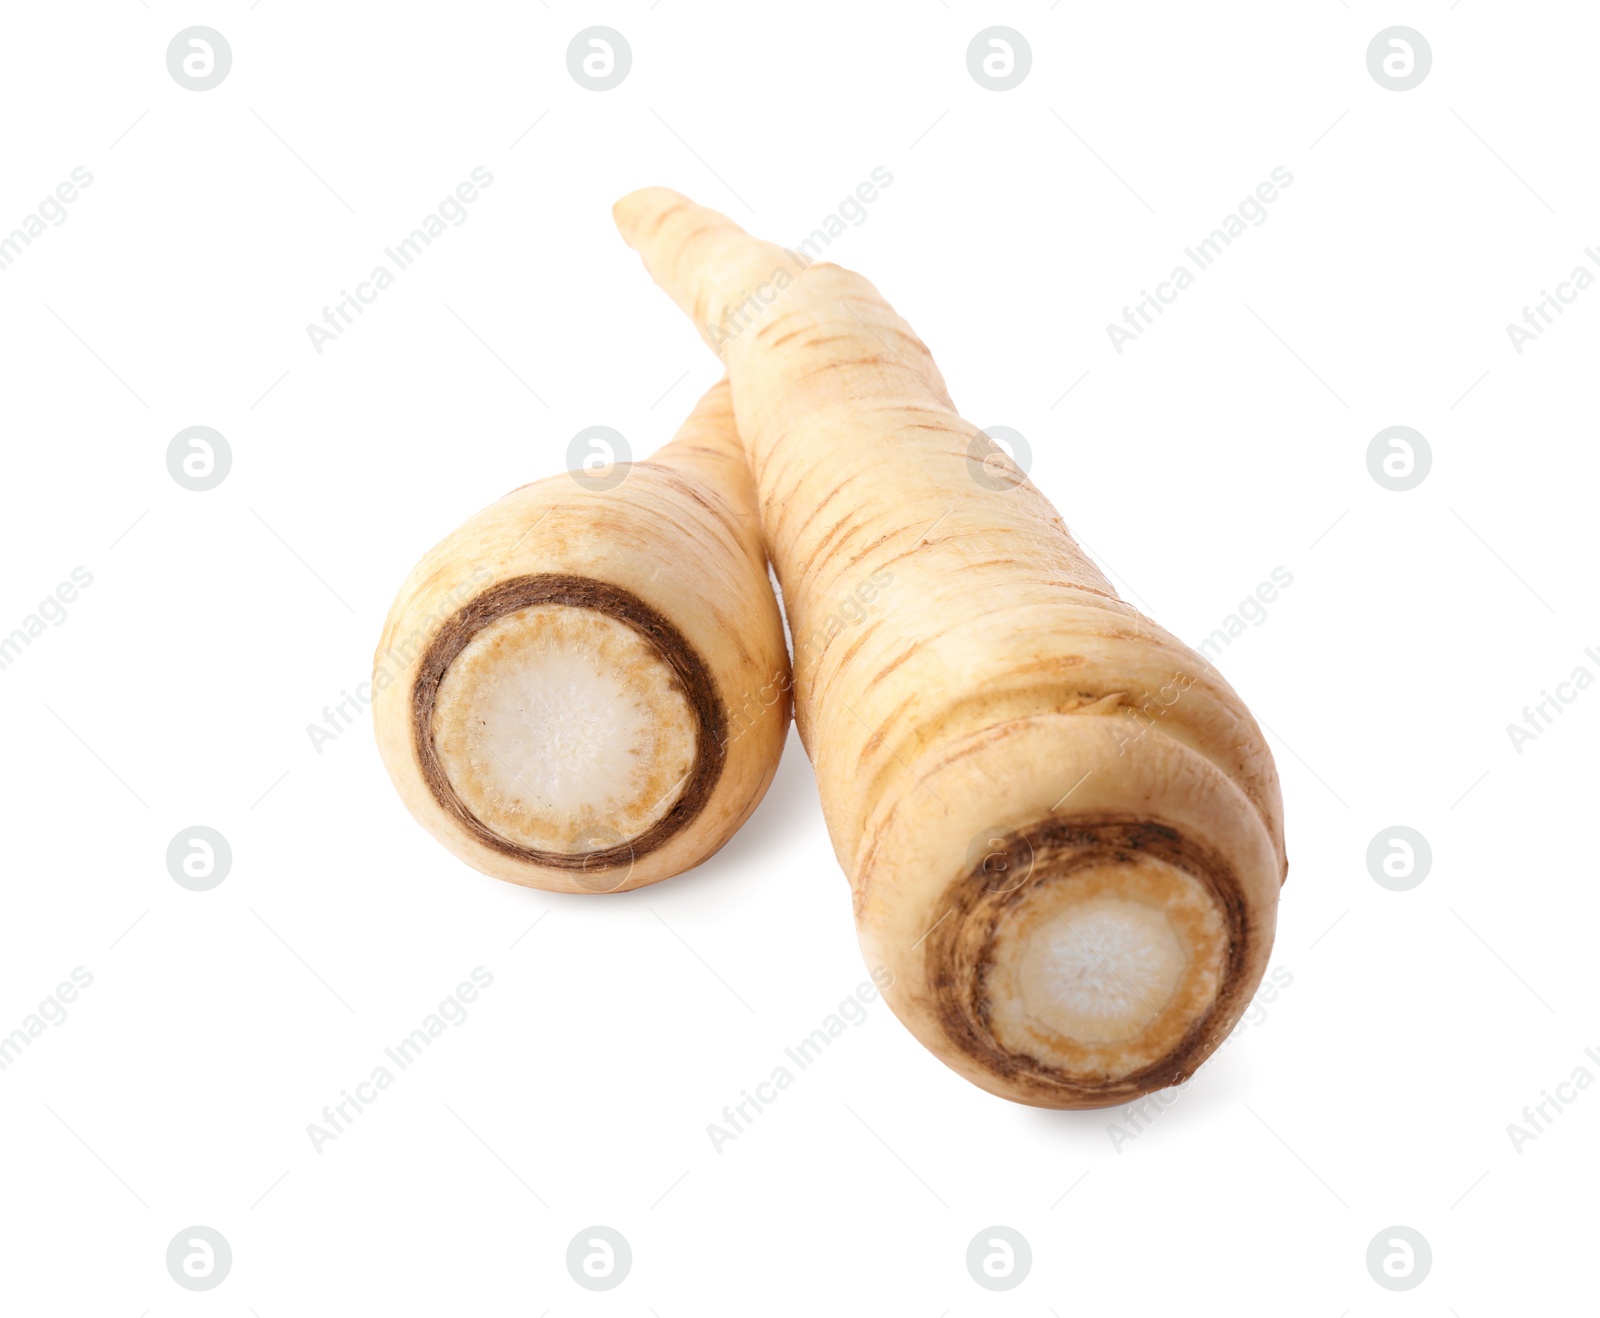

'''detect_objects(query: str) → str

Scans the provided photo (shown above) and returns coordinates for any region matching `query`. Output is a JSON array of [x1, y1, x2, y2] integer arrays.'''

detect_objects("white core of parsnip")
[[1015, 902, 1184, 1040], [431, 603, 696, 853], [985, 856, 1228, 1069]]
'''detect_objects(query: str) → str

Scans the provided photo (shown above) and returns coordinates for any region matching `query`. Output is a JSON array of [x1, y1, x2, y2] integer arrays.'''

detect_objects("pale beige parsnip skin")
[[614, 189, 1288, 1107], [372, 380, 791, 894]]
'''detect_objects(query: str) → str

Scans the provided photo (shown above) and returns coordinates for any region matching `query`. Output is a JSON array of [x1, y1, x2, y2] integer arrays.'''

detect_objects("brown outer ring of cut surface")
[[925, 814, 1253, 1106], [410, 574, 726, 874]]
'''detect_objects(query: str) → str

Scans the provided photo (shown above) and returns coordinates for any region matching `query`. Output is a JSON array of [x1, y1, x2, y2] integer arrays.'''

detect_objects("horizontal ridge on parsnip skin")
[[372, 379, 791, 894], [613, 187, 1288, 1107]]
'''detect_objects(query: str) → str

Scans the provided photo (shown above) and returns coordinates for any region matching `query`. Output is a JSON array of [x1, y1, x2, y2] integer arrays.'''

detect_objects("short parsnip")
[[615, 189, 1288, 1107], [373, 380, 790, 893]]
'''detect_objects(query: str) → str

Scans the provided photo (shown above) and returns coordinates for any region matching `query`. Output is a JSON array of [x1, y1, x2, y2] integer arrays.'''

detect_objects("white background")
[[1, 2, 1595, 1313]]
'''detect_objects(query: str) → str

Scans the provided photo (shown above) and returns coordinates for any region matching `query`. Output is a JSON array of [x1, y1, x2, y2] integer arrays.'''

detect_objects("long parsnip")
[[615, 190, 1287, 1106]]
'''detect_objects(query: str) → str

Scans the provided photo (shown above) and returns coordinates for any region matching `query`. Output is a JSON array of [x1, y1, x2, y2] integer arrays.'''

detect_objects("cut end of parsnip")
[[985, 855, 1228, 1073], [409, 575, 725, 879], [432, 604, 698, 854], [925, 815, 1248, 1106]]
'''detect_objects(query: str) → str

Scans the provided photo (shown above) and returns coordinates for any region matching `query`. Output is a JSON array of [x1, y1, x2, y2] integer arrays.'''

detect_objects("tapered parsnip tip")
[[612, 187, 697, 243]]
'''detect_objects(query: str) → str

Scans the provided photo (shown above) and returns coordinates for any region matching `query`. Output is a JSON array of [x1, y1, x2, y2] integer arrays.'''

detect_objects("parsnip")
[[614, 190, 1288, 1106], [372, 380, 789, 893]]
